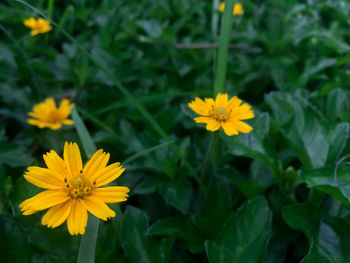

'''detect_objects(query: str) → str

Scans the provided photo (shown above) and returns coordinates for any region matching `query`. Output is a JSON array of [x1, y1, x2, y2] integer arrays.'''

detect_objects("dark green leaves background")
[[1, 0, 350, 262]]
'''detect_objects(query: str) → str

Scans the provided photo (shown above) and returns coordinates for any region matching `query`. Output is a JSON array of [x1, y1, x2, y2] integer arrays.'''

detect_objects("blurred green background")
[[2, 0, 350, 262]]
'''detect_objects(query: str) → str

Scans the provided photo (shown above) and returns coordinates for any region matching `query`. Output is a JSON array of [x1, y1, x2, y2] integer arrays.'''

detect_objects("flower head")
[[28, 98, 74, 130], [218, 3, 244, 16], [188, 93, 254, 136], [24, 17, 52, 36], [19, 142, 129, 235]]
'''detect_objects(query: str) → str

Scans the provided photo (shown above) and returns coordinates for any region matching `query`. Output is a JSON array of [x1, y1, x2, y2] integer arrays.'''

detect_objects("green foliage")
[[2, 0, 350, 262]]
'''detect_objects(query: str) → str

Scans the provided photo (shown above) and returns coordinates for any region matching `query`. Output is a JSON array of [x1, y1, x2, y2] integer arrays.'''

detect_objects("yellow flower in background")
[[188, 93, 254, 136], [28, 98, 74, 130], [19, 142, 129, 235], [218, 2, 244, 16], [24, 17, 52, 36]]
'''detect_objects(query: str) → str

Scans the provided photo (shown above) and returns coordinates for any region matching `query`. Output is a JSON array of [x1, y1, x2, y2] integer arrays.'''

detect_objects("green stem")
[[199, 134, 218, 200], [214, 0, 235, 95], [72, 107, 116, 263]]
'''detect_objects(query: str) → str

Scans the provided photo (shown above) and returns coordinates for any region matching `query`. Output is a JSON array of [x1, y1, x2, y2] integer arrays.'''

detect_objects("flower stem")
[[199, 134, 218, 200], [71, 107, 99, 263]]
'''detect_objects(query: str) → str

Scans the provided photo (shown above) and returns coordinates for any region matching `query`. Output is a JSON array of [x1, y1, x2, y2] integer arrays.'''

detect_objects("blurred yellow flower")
[[218, 2, 244, 15], [19, 142, 129, 235], [28, 98, 74, 130], [24, 17, 52, 36], [188, 93, 254, 136]]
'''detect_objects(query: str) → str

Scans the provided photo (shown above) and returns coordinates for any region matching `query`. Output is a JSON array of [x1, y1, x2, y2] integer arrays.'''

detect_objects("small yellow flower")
[[28, 98, 74, 130], [19, 142, 129, 235], [218, 2, 244, 16], [24, 17, 52, 36], [188, 93, 254, 136]]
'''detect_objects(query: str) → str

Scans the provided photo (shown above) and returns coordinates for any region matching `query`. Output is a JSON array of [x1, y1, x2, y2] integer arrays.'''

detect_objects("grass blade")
[[213, 0, 235, 95]]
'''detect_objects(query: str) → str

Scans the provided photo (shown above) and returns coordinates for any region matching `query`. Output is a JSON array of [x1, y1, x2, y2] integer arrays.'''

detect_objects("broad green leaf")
[[302, 166, 350, 207], [326, 123, 349, 165], [265, 92, 329, 170], [223, 112, 280, 176], [193, 176, 231, 240], [147, 216, 203, 253], [121, 206, 172, 263], [205, 196, 272, 263], [283, 203, 350, 263], [158, 177, 192, 214]]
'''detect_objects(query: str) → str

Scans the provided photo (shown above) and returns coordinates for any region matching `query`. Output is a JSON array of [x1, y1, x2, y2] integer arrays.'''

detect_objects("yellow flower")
[[218, 2, 244, 15], [24, 17, 52, 36], [188, 93, 254, 136], [28, 98, 74, 130], [19, 142, 129, 235]]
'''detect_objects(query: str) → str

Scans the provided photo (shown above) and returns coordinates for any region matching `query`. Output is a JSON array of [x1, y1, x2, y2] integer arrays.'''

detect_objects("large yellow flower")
[[19, 142, 129, 235], [218, 3, 244, 16], [24, 17, 52, 36], [188, 93, 254, 136], [28, 98, 74, 130]]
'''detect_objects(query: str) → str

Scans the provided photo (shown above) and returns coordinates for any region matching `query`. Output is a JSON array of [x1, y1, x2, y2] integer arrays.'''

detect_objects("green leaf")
[[147, 216, 203, 253], [282, 203, 350, 263], [265, 92, 329, 170], [121, 206, 172, 263], [326, 123, 349, 165], [223, 112, 280, 176], [159, 177, 192, 214], [302, 166, 350, 207], [193, 176, 231, 240], [205, 196, 272, 263]]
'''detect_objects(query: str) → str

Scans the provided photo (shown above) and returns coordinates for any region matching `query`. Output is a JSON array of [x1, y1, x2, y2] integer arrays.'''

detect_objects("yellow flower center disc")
[[214, 106, 229, 121]]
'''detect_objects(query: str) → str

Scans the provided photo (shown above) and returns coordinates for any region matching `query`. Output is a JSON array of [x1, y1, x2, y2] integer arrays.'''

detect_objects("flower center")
[[66, 174, 93, 200], [213, 106, 229, 121], [46, 109, 64, 123]]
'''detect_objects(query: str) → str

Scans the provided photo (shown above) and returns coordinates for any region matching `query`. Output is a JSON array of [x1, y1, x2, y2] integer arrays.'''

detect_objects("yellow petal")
[[227, 96, 242, 109], [45, 98, 57, 110], [83, 150, 110, 180], [218, 2, 225, 12], [19, 190, 69, 212], [58, 99, 74, 118], [91, 186, 129, 203], [43, 150, 67, 177], [82, 196, 116, 221], [233, 3, 244, 15], [62, 119, 74, 125], [222, 122, 239, 136], [24, 167, 64, 189], [63, 142, 83, 177], [24, 17, 37, 28], [91, 163, 125, 187], [188, 97, 211, 116], [42, 201, 72, 228], [215, 93, 228, 108], [194, 116, 213, 124], [231, 104, 255, 120], [206, 120, 220, 131], [67, 200, 88, 235], [232, 120, 253, 133]]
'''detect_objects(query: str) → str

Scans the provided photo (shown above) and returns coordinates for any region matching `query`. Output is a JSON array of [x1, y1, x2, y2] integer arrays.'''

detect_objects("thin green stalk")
[[71, 107, 99, 263], [123, 139, 176, 165], [213, 0, 236, 95], [92, 90, 212, 117], [15, 0, 199, 183], [76, 105, 116, 135], [46, 0, 54, 19], [54, 5, 73, 39], [199, 134, 218, 200]]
